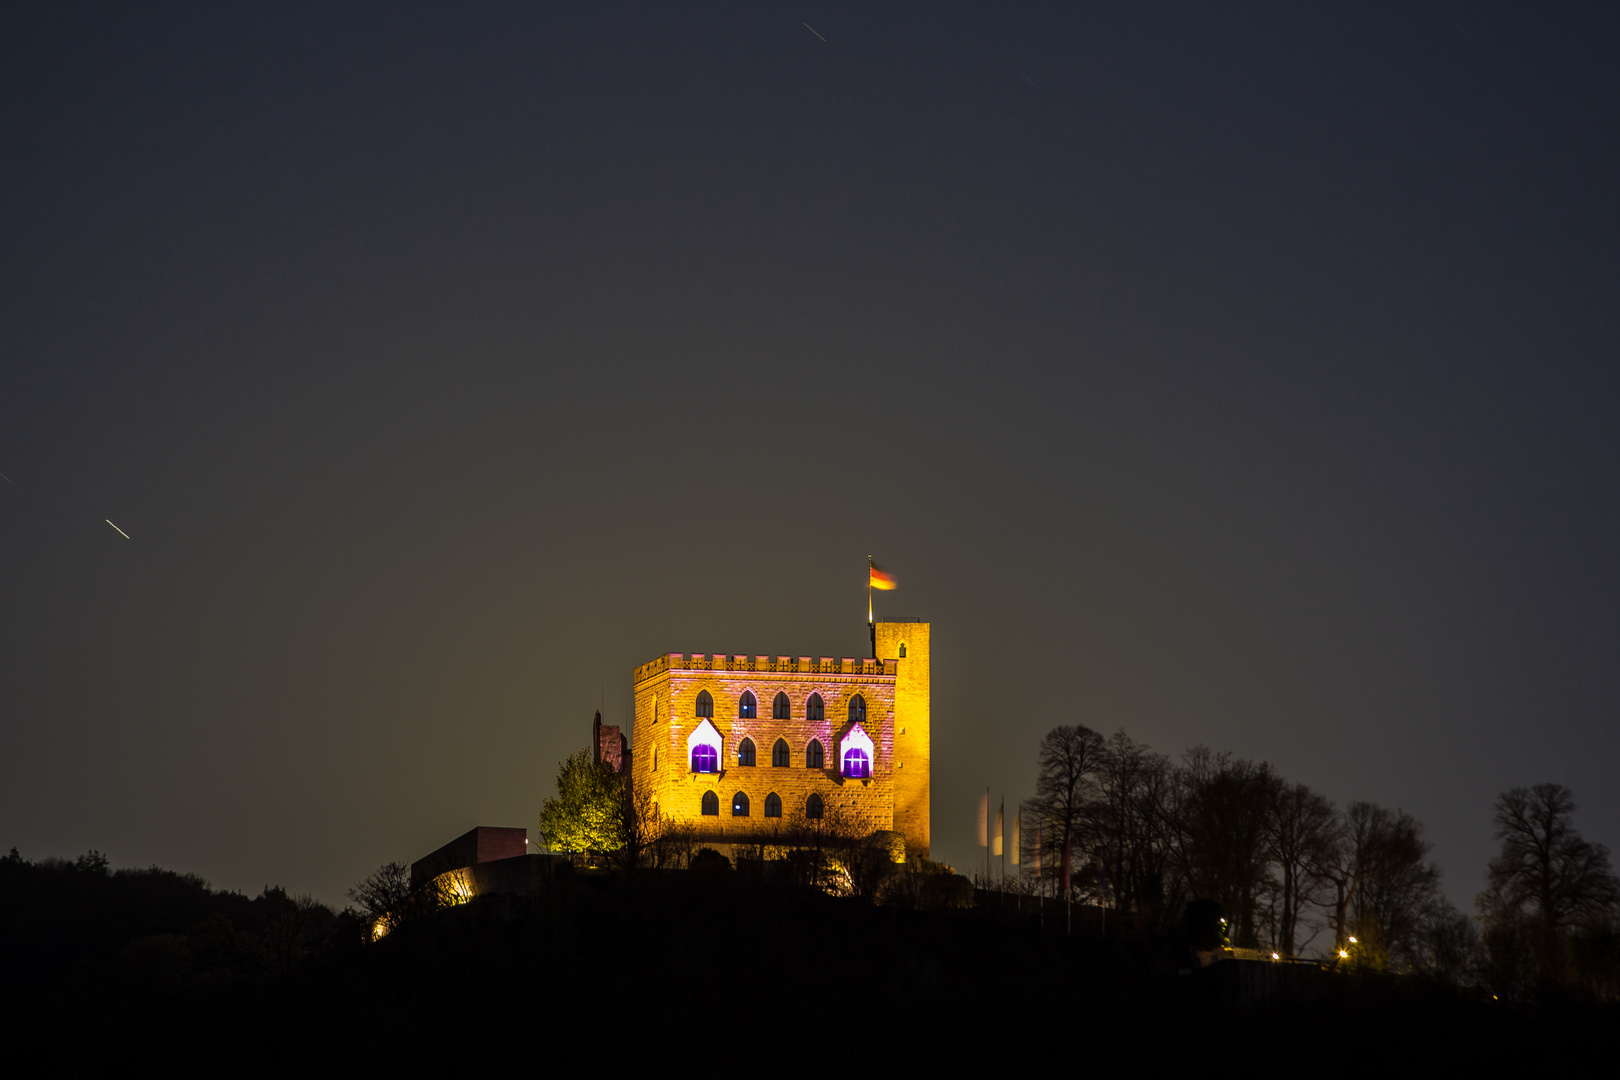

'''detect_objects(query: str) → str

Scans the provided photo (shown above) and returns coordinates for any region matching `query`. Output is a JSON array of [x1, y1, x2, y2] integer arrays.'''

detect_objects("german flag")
[[869, 562, 897, 590]]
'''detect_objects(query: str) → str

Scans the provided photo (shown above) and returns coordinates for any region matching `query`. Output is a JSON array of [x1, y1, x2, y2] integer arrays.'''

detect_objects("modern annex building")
[[629, 619, 931, 858]]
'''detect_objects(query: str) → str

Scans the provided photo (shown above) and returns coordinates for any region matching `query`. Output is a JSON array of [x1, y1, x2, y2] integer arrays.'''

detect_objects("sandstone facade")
[[630, 619, 931, 858]]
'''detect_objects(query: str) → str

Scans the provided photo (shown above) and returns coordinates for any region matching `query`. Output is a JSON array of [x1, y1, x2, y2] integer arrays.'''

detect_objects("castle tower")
[[874, 620, 930, 858]]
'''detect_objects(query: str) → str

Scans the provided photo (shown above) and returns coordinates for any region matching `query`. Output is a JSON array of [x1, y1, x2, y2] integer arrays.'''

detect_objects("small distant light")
[[1348, 936, 1357, 944], [1271, 952, 1280, 960], [1338, 949, 1348, 959]]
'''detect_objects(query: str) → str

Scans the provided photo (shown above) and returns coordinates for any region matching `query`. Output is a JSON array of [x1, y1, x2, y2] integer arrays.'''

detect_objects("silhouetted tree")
[[1265, 780, 1337, 955], [1023, 725, 1105, 897], [1481, 783, 1620, 988], [347, 861, 414, 939], [1325, 802, 1443, 969], [1178, 749, 1274, 948], [1095, 731, 1184, 927]]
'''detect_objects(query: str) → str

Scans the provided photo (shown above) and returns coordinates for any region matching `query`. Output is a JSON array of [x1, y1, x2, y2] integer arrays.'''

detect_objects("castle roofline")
[[634, 653, 897, 685]]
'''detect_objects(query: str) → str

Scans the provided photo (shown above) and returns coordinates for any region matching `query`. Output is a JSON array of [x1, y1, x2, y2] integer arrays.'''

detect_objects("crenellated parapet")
[[636, 653, 895, 684]]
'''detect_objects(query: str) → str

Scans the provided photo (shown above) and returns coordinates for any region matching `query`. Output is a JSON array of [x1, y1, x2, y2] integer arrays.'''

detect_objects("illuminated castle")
[[628, 619, 931, 858]]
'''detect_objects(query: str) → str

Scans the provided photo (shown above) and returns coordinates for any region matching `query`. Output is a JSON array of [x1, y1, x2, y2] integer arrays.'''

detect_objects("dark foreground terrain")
[[2, 853, 1612, 1076]]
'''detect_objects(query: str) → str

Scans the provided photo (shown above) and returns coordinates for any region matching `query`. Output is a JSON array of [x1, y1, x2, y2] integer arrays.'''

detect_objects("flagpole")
[[867, 553, 875, 658]]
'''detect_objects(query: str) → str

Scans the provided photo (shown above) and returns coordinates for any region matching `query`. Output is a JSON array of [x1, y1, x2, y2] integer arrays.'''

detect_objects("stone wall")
[[631, 654, 900, 847]]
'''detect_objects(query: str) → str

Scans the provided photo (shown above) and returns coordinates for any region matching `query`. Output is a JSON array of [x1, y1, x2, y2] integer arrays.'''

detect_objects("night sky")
[[3, 3, 1618, 911]]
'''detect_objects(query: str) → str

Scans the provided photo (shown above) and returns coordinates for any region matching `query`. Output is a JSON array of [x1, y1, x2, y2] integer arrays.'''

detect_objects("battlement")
[[634, 653, 896, 684]]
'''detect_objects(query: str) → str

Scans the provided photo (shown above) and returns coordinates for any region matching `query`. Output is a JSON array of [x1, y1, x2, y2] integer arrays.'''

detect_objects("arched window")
[[764, 792, 782, 818], [848, 694, 866, 724], [806, 693, 824, 723], [806, 739, 824, 769], [701, 791, 719, 816], [739, 691, 757, 719], [695, 690, 713, 718], [806, 793, 824, 820], [687, 719, 722, 775], [772, 738, 790, 768], [732, 792, 750, 817], [840, 724, 874, 779], [654, 748, 658, 771], [899, 643, 907, 658], [737, 737, 756, 767], [773, 692, 790, 720]]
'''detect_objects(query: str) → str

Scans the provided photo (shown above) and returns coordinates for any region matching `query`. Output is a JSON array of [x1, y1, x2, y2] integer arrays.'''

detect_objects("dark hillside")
[[2, 854, 1612, 1075]]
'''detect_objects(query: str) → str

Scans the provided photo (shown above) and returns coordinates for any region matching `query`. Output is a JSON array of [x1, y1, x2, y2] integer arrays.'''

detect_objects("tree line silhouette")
[[1021, 725, 1620, 1000]]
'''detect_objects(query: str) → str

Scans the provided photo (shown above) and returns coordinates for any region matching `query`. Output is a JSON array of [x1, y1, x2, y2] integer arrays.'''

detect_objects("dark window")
[[806, 693, 824, 723], [773, 692, 791, 720], [848, 694, 866, 725], [806, 739, 824, 769], [842, 747, 870, 779], [764, 793, 782, 818], [739, 691, 757, 719], [732, 792, 750, 817], [737, 738, 756, 767], [806, 793, 824, 820], [691, 744, 718, 773], [898, 643, 907, 658], [695, 690, 713, 718], [701, 791, 719, 816], [772, 738, 790, 768]]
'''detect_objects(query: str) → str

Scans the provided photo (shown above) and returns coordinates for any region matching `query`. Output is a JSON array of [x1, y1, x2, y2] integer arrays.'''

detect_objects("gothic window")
[[848, 694, 866, 725], [899, 643, 907, 658], [806, 793, 824, 820], [764, 792, 782, 818], [772, 738, 790, 768], [773, 691, 791, 720], [806, 693, 824, 723], [732, 792, 750, 817], [739, 691, 757, 719], [842, 747, 871, 779], [737, 737, 756, 767], [695, 690, 713, 718], [691, 744, 718, 773], [806, 739, 824, 769], [701, 791, 719, 816]]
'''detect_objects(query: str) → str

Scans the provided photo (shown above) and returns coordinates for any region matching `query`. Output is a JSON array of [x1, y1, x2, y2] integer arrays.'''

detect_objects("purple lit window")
[[842, 748, 870, 779], [691, 745, 718, 773]]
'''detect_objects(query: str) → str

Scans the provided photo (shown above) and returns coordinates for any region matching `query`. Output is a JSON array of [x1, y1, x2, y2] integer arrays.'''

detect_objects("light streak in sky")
[[106, 519, 131, 539], [803, 22, 826, 43], [0, 471, 11, 483]]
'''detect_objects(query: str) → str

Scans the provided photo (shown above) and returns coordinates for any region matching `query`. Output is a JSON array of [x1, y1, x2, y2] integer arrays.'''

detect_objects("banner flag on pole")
[[1010, 809, 1020, 866], [992, 798, 1004, 857], [976, 791, 988, 847], [869, 562, 897, 590]]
